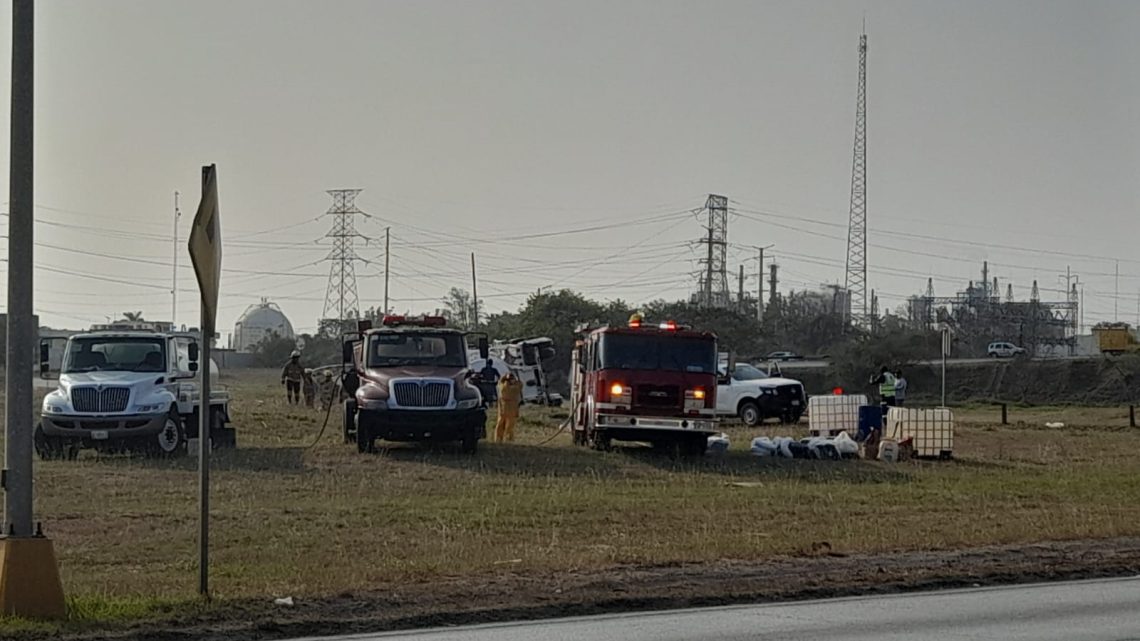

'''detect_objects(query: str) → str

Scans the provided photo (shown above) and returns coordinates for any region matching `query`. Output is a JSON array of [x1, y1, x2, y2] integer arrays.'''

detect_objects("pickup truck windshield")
[[599, 334, 717, 374], [368, 332, 467, 368], [63, 337, 166, 373], [731, 364, 769, 381]]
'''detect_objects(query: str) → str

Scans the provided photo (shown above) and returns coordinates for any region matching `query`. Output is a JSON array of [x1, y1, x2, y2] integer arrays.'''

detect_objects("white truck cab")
[[36, 330, 234, 459], [469, 336, 563, 406], [716, 359, 807, 426]]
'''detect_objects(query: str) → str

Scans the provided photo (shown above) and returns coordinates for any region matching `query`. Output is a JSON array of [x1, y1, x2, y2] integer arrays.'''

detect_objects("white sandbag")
[[750, 436, 777, 457], [833, 431, 859, 456], [707, 433, 730, 454], [774, 436, 795, 459]]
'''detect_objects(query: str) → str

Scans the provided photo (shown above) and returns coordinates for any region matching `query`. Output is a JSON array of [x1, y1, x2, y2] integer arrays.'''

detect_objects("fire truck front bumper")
[[594, 413, 718, 432]]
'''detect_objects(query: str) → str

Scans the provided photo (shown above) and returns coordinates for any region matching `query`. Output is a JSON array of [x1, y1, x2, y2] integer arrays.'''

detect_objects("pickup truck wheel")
[[739, 401, 762, 427], [34, 423, 65, 461], [154, 409, 187, 458]]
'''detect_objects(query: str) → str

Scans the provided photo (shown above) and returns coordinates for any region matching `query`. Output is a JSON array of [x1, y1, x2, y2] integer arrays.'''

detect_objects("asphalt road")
[[780, 355, 1097, 370], [293, 578, 1140, 641]]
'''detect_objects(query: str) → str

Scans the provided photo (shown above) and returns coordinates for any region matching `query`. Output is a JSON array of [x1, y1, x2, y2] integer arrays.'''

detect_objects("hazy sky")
[[0, 0, 1136, 338]]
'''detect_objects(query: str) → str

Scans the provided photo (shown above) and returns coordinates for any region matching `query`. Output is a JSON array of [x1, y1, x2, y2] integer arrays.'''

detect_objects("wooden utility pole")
[[383, 227, 390, 314], [470, 252, 479, 330], [737, 264, 744, 312]]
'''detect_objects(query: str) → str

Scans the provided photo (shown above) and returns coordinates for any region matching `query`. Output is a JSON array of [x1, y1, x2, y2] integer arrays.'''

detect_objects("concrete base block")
[[0, 536, 66, 619]]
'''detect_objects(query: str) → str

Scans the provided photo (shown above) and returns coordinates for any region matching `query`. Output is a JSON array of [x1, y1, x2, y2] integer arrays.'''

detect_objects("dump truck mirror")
[[39, 341, 50, 377], [343, 341, 354, 364], [478, 337, 490, 360], [187, 341, 200, 372]]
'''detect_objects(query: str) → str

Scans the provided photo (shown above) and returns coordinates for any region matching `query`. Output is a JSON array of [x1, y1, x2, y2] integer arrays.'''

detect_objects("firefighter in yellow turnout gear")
[[494, 373, 524, 443]]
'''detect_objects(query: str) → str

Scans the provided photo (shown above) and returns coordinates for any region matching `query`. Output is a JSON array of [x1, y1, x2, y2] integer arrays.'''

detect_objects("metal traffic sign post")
[[188, 165, 221, 597], [0, 0, 66, 619]]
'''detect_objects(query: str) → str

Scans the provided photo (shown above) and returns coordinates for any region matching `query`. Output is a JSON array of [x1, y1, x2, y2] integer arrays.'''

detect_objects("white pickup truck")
[[36, 330, 234, 459], [716, 361, 807, 426]]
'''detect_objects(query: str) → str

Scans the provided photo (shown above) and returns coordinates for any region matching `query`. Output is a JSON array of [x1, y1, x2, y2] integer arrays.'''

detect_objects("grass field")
[[5, 368, 1140, 631]]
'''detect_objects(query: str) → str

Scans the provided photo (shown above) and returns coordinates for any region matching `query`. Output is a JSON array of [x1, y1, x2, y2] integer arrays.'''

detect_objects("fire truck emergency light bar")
[[628, 318, 690, 331]]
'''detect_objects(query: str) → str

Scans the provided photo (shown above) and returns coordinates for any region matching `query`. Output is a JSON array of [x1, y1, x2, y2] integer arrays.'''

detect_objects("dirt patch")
[[36, 537, 1140, 641]]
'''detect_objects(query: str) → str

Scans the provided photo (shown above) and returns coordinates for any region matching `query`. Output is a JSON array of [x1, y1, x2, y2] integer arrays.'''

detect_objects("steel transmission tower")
[[321, 189, 367, 323], [697, 194, 731, 308], [844, 32, 869, 327]]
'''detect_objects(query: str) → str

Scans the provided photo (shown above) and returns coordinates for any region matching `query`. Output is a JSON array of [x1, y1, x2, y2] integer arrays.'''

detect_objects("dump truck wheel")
[[342, 399, 357, 444], [34, 423, 65, 461], [355, 421, 374, 454], [152, 409, 187, 458]]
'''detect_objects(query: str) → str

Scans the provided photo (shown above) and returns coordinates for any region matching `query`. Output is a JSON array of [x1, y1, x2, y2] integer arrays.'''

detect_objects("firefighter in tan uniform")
[[319, 369, 340, 412], [494, 373, 524, 442], [281, 350, 304, 405], [302, 369, 317, 408]]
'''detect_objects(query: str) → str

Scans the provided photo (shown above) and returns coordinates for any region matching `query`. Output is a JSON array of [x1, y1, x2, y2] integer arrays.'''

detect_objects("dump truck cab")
[[36, 329, 234, 459], [341, 316, 489, 454], [569, 317, 719, 455]]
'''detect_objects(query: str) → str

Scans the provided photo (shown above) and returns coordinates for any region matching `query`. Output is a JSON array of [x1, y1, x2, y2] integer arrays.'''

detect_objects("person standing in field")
[[494, 372, 523, 442], [302, 368, 316, 408], [479, 358, 500, 407], [281, 350, 304, 405], [894, 369, 908, 407], [869, 366, 897, 417]]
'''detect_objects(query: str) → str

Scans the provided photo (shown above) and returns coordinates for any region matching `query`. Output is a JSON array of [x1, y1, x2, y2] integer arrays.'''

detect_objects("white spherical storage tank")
[[233, 298, 295, 353]]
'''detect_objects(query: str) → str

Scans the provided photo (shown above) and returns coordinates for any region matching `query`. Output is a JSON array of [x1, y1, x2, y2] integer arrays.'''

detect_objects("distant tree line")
[[248, 287, 944, 389]]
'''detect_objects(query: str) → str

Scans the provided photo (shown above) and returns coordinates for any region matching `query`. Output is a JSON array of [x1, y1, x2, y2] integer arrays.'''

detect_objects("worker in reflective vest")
[[870, 366, 897, 408]]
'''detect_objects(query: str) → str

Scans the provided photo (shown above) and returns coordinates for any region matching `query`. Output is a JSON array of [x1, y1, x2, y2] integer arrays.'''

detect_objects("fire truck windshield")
[[368, 332, 467, 368], [598, 333, 717, 374]]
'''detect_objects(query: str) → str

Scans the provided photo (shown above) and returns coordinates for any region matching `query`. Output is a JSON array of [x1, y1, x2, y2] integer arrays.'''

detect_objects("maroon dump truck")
[[341, 315, 489, 454], [569, 317, 719, 455]]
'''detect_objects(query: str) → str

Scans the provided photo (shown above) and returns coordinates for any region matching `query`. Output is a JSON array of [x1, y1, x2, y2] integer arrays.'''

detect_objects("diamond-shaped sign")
[[188, 165, 222, 327]]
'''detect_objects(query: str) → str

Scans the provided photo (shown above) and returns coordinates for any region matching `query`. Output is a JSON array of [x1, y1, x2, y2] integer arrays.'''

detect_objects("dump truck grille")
[[392, 381, 451, 408], [71, 386, 131, 413]]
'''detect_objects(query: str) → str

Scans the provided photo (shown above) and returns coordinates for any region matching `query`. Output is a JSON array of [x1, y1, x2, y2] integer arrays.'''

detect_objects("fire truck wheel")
[[683, 435, 708, 457], [739, 401, 762, 427], [588, 431, 611, 451]]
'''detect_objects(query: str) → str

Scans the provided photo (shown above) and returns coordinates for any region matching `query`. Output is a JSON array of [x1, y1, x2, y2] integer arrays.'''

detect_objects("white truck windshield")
[[731, 364, 769, 381], [63, 337, 166, 373]]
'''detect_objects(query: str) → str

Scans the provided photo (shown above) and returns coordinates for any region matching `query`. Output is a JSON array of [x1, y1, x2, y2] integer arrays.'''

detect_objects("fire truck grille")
[[392, 381, 451, 408], [71, 387, 131, 413], [635, 384, 680, 408]]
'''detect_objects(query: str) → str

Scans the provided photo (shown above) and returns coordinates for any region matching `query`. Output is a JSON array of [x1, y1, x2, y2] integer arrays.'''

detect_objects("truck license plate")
[[791, 400, 801, 406], [91, 430, 109, 440]]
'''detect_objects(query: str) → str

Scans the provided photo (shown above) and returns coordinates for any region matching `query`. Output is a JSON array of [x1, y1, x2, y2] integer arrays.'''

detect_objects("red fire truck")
[[569, 316, 720, 455]]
